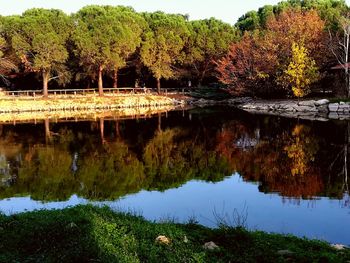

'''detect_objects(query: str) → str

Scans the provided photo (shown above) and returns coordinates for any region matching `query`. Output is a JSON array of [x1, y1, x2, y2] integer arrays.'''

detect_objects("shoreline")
[[0, 106, 178, 124], [189, 97, 350, 121], [0, 94, 184, 113], [3, 94, 350, 122]]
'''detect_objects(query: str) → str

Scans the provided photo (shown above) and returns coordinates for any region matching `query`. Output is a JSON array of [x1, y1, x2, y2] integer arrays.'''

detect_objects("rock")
[[340, 101, 346, 105], [331, 244, 347, 250], [295, 105, 317, 112], [328, 112, 340, 119], [317, 105, 329, 113], [298, 100, 316, 107], [338, 104, 350, 112], [277, 249, 294, 256], [203, 241, 219, 250], [192, 99, 217, 106], [329, 103, 339, 112], [256, 105, 269, 111], [155, 235, 171, 245], [183, 235, 189, 243], [66, 222, 78, 229], [227, 97, 253, 105], [315, 99, 329, 106]]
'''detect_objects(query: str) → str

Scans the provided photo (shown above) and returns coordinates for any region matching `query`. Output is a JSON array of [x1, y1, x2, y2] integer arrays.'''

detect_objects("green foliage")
[[185, 18, 236, 85], [73, 5, 145, 90], [0, 205, 348, 262], [140, 12, 190, 90], [281, 42, 319, 98], [236, 11, 260, 32], [236, 0, 348, 32], [5, 9, 71, 92]]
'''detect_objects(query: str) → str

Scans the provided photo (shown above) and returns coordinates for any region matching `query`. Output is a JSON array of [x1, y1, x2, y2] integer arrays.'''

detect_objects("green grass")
[[0, 205, 348, 262]]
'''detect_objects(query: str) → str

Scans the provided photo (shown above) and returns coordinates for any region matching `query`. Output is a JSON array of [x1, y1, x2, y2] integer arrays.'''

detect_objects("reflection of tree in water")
[[284, 125, 319, 177], [2, 114, 350, 204], [0, 131, 22, 188], [77, 139, 145, 200], [0, 118, 232, 201], [327, 122, 350, 205], [1, 145, 76, 201], [216, 122, 324, 200], [144, 128, 230, 190]]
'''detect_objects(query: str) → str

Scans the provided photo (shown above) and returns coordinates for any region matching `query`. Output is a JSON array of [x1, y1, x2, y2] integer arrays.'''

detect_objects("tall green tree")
[[140, 12, 189, 93], [106, 7, 145, 89], [5, 9, 71, 97], [0, 36, 17, 84], [185, 18, 236, 86], [73, 6, 145, 95]]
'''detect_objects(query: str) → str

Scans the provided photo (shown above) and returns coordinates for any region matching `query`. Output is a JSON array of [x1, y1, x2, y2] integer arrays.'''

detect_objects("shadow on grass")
[[0, 205, 349, 263]]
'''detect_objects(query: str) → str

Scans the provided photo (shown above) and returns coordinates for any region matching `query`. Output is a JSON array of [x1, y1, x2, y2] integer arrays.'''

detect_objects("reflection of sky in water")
[[1, 174, 349, 245]]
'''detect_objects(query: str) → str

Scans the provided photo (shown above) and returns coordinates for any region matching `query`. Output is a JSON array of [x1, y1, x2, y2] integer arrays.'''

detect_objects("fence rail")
[[0, 87, 191, 98]]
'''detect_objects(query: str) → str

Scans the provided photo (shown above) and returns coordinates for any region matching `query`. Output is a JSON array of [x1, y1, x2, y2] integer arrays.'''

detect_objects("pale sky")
[[0, 0, 318, 25]]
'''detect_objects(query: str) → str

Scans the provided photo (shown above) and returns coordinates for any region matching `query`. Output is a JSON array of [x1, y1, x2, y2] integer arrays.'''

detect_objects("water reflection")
[[0, 108, 349, 205]]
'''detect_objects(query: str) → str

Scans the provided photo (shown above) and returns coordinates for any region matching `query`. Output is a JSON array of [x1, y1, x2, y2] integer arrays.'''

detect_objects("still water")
[[0, 107, 349, 244]]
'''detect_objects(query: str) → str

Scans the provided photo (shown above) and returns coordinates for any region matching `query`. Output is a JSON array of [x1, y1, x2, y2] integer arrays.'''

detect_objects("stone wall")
[[234, 99, 350, 120]]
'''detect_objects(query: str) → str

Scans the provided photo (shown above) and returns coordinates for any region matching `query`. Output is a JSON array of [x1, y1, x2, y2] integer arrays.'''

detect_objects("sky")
[[0, 0, 302, 25]]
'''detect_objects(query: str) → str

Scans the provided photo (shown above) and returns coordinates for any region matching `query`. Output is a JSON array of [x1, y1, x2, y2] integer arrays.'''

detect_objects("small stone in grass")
[[203, 241, 219, 250], [155, 235, 171, 245]]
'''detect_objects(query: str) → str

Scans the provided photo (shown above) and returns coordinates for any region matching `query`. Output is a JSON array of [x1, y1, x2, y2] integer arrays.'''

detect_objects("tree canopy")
[[4, 9, 71, 97], [0, 0, 349, 98], [140, 12, 190, 93]]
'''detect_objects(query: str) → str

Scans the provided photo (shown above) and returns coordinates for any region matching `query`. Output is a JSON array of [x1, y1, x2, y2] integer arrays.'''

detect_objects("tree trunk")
[[44, 118, 50, 143], [157, 112, 162, 132], [100, 118, 105, 143], [113, 70, 118, 89], [157, 77, 161, 94], [347, 70, 350, 98], [98, 66, 104, 96], [42, 70, 50, 98], [115, 120, 120, 138]]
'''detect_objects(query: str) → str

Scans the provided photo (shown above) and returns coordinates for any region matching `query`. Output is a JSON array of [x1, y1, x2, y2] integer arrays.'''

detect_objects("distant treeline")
[[0, 0, 349, 98]]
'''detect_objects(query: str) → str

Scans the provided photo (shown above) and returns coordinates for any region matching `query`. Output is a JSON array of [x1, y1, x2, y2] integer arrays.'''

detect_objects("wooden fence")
[[0, 87, 190, 99]]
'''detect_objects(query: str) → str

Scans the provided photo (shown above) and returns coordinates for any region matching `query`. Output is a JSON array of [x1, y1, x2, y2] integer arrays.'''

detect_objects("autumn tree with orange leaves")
[[216, 8, 327, 97]]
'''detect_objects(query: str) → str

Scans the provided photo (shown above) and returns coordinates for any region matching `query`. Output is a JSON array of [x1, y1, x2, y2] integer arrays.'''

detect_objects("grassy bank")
[[0, 106, 176, 123], [0, 94, 179, 113], [0, 205, 348, 262]]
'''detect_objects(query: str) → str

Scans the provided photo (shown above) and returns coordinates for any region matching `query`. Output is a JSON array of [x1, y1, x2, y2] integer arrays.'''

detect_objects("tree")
[[185, 18, 236, 86], [216, 8, 326, 96], [236, 11, 260, 32], [215, 31, 278, 95], [281, 42, 319, 98], [140, 12, 189, 93], [73, 6, 144, 95], [73, 6, 120, 96], [0, 36, 17, 85], [5, 9, 71, 97], [106, 7, 145, 89], [329, 15, 350, 97]]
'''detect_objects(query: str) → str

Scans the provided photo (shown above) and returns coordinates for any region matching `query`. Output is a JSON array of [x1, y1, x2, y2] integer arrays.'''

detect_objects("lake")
[[0, 107, 349, 245]]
